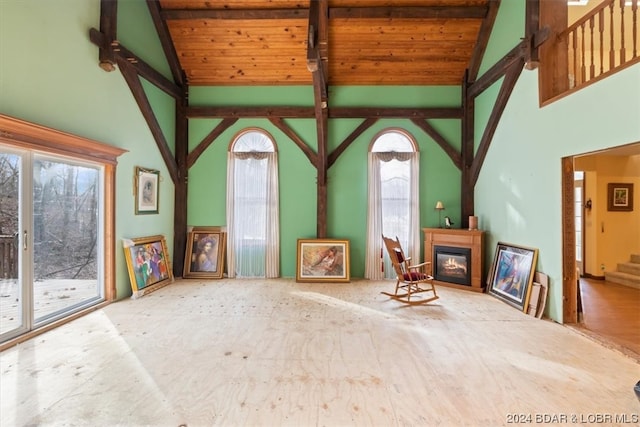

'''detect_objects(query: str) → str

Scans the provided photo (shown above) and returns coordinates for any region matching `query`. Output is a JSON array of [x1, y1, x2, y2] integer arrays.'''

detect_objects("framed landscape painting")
[[123, 235, 173, 297], [183, 227, 226, 279], [296, 239, 350, 283], [488, 242, 538, 312]]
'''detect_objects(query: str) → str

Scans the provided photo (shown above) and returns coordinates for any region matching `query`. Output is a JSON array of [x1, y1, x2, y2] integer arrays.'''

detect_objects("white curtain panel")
[[226, 150, 279, 278], [365, 151, 420, 279]]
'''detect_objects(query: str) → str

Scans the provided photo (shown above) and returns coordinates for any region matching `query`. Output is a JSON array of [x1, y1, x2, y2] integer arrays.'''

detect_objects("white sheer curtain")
[[365, 150, 420, 279], [226, 132, 279, 278]]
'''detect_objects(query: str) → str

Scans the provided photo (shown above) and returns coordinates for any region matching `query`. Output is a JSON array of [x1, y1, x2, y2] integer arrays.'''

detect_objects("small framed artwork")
[[135, 166, 159, 214], [488, 242, 539, 312], [123, 235, 173, 298], [296, 238, 350, 283], [183, 227, 226, 279], [607, 183, 633, 212]]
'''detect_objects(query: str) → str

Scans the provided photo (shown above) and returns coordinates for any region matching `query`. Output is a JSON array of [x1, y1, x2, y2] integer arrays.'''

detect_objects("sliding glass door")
[[0, 150, 25, 338], [0, 147, 104, 342]]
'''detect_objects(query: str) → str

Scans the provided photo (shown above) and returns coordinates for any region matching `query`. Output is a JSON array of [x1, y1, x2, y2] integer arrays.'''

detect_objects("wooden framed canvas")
[[488, 242, 538, 312], [123, 235, 173, 297], [135, 166, 159, 214], [607, 182, 633, 212], [183, 227, 226, 279], [296, 239, 350, 283]]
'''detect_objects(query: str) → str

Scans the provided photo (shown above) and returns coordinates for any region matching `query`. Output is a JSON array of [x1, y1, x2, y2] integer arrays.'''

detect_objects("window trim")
[[0, 114, 126, 302]]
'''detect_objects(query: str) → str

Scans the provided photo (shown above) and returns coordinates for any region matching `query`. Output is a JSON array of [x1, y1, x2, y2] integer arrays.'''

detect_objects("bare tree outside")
[[32, 159, 99, 281]]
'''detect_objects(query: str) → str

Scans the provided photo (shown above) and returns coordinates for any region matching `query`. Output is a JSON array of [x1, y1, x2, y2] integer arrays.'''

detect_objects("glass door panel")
[[0, 151, 25, 338], [32, 156, 103, 325]]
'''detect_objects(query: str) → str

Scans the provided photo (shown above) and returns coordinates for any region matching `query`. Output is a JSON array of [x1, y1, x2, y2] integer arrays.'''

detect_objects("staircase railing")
[[561, 0, 639, 91]]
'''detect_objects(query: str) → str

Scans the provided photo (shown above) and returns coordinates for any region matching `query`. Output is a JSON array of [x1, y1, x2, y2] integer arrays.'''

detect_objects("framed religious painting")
[[123, 235, 173, 298], [183, 226, 226, 279], [296, 238, 350, 283], [488, 242, 539, 312], [135, 166, 159, 214]]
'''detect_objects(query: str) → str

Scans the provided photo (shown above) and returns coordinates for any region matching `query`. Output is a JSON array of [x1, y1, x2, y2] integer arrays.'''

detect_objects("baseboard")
[[581, 273, 605, 280]]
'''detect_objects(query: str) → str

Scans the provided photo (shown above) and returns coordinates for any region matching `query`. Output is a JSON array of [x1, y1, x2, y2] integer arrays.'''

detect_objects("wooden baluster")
[[610, 2, 615, 69], [632, 0, 638, 58], [580, 23, 586, 84], [589, 16, 595, 79], [620, 0, 626, 63], [572, 30, 579, 87], [599, 9, 605, 75]]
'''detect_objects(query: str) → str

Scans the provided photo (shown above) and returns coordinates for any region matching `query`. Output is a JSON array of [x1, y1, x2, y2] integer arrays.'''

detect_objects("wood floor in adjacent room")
[[1, 279, 639, 426], [577, 278, 640, 358]]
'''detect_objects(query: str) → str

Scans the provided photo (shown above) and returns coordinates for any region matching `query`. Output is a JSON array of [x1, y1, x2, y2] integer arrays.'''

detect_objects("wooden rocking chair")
[[381, 235, 439, 304]]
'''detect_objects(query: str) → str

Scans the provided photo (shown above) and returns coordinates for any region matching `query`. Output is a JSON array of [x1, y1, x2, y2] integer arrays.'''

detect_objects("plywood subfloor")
[[1, 279, 639, 426]]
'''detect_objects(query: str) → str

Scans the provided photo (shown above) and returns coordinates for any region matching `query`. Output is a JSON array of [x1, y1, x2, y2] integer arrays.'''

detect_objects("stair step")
[[605, 271, 640, 290], [618, 262, 640, 276], [631, 254, 640, 264]]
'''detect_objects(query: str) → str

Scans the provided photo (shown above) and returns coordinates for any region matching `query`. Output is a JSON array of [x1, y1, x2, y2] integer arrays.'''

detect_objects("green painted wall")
[[474, 1, 640, 322], [186, 86, 462, 277], [0, 0, 175, 299], [4, 0, 637, 322]]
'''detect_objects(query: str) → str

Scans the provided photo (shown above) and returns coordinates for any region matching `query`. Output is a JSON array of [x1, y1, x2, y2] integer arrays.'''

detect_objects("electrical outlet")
[[600, 264, 605, 271]]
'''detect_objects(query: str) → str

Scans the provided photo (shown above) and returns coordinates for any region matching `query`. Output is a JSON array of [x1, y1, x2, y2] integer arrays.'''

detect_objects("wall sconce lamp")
[[435, 201, 445, 228], [584, 198, 592, 211]]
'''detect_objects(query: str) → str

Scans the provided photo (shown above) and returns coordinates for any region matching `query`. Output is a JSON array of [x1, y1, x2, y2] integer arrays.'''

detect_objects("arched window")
[[365, 129, 420, 279], [226, 129, 279, 278]]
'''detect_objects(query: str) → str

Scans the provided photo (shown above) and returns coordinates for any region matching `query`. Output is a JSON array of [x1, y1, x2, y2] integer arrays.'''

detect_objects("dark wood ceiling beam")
[[146, 0, 185, 87], [269, 117, 318, 167], [118, 58, 178, 184], [467, 0, 500, 82], [328, 118, 378, 168], [411, 118, 462, 170], [329, 6, 488, 19], [307, 0, 330, 238], [89, 28, 183, 100], [469, 57, 525, 187], [161, 5, 488, 20], [98, 0, 117, 72], [186, 106, 315, 118], [329, 107, 463, 119], [186, 106, 462, 119], [161, 8, 308, 20], [187, 118, 238, 169], [467, 40, 527, 99]]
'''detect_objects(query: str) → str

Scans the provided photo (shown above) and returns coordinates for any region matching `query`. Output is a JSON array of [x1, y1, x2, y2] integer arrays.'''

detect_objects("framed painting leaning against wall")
[[488, 242, 538, 312], [183, 227, 226, 279], [296, 239, 350, 283], [123, 235, 173, 298]]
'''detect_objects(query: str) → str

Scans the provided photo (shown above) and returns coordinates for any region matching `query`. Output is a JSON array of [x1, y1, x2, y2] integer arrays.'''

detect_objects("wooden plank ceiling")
[[158, 0, 493, 86]]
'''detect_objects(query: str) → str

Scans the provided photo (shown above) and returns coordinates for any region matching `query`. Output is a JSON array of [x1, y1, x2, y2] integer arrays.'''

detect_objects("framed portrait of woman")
[[183, 226, 226, 279]]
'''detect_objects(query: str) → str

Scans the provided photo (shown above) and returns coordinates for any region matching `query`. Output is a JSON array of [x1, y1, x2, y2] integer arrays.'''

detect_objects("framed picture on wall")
[[488, 242, 539, 312], [296, 239, 350, 283], [607, 183, 633, 212], [135, 166, 160, 214]]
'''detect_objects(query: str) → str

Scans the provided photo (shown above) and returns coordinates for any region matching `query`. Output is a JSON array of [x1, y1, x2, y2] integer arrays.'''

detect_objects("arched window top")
[[230, 128, 276, 153], [370, 129, 417, 153]]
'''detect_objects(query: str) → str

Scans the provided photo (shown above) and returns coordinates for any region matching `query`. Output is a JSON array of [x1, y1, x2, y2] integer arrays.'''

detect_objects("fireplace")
[[423, 228, 484, 292], [433, 245, 471, 286]]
